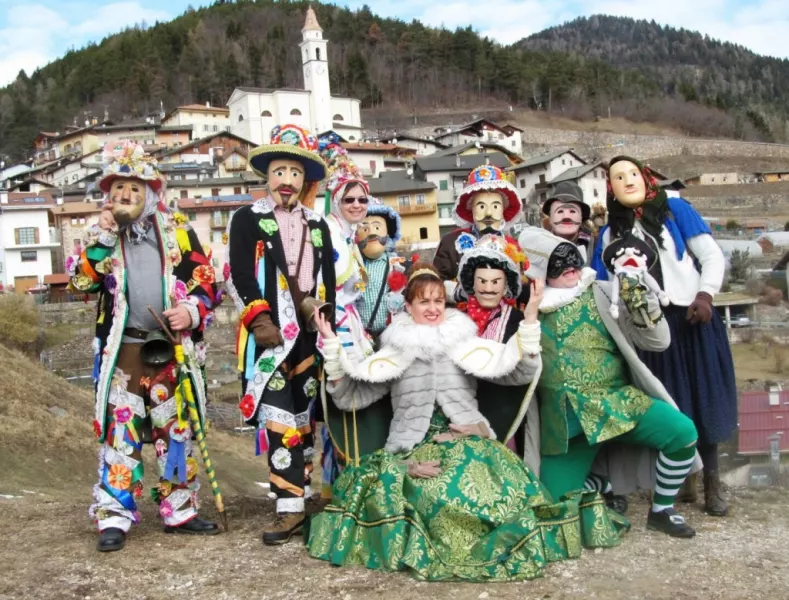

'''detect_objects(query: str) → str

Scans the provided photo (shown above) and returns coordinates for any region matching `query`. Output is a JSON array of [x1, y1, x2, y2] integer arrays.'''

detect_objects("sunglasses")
[[342, 196, 369, 205]]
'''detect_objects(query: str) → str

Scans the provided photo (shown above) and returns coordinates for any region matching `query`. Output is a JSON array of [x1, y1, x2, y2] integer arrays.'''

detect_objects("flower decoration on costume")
[[169, 249, 181, 267], [97, 140, 162, 193], [223, 263, 231, 281], [311, 228, 323, 248], [333, 248, 340, 263], [155, 438, 167, 457], [257, 356, 276, 373], [267, 370, 287, 391], [303, 377, 318, 399], [317, 283, 326, 302], [282, 322, 299, 341], [282, 427, 303, 448], [151, 383, 169, 404], [107, 464, 132, 490], [173, 280, 188, 303], [278, 273, 289, 291], [65, 255, 78, 277], [271, 447, 292, 470], [192, 265, 215, 285], [93, 419, 102, 438], [186, 457, 199, 480], [113, 405, 133, 425], [159, 499, 174, 518], [104, 274, 117, 295], [452, 164, 522, 228], [259, 219, 279, 236], [455, 232, 476, 254], [239, 394, 256, 420]]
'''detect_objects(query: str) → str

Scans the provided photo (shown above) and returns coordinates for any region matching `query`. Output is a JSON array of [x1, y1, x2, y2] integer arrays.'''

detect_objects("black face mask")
[[547, 243, 584, 279]]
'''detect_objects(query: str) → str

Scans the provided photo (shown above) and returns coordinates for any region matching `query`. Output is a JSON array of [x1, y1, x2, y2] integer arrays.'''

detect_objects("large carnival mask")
[[108, 178, 147, 226], [356, 215, 389, 260], [609, 160, 647, 208], [471, 191, 505, 233], [267, 159, 306, 208], [549, 202, 582, 239], [473, 266, 507, 308]]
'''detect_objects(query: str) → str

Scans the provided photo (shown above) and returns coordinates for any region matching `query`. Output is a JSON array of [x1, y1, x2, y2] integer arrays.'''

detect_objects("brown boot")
[[703, 470, 728, 517], [262, 512, 305, 546], [676, 472, 699, 503]]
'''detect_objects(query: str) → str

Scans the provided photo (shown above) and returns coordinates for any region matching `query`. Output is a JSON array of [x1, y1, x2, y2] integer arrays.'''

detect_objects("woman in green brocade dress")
[[307, 263, 628, 582]]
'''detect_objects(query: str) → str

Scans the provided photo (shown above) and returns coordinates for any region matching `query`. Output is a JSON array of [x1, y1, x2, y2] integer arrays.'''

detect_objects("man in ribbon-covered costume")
[[591, 156, 736, 517], [318, 135, 374, 361], [519, 227, 701, 538], [542, 181, 594, 263], [68, 141, 220, 552], [433, 165, 524, 302], [225, 124, 337, 545]]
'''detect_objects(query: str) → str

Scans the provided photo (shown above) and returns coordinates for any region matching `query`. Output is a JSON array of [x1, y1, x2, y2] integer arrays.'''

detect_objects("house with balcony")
[[155, 125, 194, 151], [166, 174, 263, 204], [158, 131, 256, 165], [379, 133, 447, 156], [546, 162, 607, 207], [506, 148, 586, 208], [433, 118, 523, 153], [94, 122, 159, 150], [177, 196, 253, 278], [431, 142, 522, 166], [49, 196, 103, 272], [216, 147, 251, 178], [33, 132, 62, 165], [367, 171, 439, 250], [413, 152, 513, 236], [0, 192, 59, 293], [161, 103, 230, 137], [342, 142, 415, 178], [54, 126, 100, 159], [158, 162, 219, 183]]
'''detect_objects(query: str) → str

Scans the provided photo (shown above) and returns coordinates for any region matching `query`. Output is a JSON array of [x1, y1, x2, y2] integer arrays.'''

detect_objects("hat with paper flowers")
[[249, 124, 327, 182], [97, 141, 163, 193], [457, 234, 528, 300], [319, 132, 370, 207], [453, 164, 522, 227]]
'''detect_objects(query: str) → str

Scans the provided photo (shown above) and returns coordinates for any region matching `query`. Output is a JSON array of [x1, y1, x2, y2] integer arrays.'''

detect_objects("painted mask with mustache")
[[549, 202, 583, 240], [267, 159, 306, 208], [108, 178, 146, 226], [471, 192, 505, 233], [472, 266, 507, 308], [356, 215, 390, 259]]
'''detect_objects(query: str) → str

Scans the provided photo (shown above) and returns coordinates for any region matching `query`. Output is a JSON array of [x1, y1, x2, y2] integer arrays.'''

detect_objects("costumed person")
[[225, 124, 337, 545], [591, 156, 736, 517], [433, 165, 524, 302], [455, 234, 535, 454], [519, 227, 700, 538], [307, 264, 629, 582], [355, 197, 404, 344], [541, 181, 594, 262], [318, 134, 374, 361], [68, 141, 220, 552]]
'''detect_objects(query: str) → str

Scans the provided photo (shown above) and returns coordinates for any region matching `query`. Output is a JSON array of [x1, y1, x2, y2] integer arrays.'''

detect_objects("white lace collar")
[[539, 267, 597, 313]]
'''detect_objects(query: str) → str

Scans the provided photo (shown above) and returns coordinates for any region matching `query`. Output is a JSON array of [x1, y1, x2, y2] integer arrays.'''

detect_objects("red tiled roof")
[[738, 391, 789, 455]]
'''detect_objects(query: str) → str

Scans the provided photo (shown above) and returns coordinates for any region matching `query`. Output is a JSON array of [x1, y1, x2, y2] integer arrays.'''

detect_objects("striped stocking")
[[653, 446, 696, 512], [584, 473, 613, 494]]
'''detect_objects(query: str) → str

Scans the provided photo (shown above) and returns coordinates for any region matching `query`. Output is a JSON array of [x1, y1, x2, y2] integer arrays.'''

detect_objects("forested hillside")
[[0, 1, 783, 161]]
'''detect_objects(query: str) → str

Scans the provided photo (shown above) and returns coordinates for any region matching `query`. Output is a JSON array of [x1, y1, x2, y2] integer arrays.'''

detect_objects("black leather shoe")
[[97, 527, 126, 552], [604, 492, 629, 515], [646, 507, 696, 538], [164, 517, 220, 535]]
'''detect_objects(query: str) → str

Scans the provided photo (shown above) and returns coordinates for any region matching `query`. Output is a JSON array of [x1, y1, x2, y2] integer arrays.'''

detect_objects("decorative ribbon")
[[163, 438, 188, 484], [255, 428, 270, 456]]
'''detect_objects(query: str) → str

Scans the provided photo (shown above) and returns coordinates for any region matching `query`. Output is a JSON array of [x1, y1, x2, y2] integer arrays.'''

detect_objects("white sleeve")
[[686, 234, 725, 297]]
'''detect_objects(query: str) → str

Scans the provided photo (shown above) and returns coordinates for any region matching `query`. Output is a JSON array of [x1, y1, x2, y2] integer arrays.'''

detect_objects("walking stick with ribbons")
[[148, 306, 229, 532]]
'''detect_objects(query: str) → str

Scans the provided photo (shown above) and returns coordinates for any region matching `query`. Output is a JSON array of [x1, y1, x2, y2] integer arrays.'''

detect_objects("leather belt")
[[123, 327, 149, 340]]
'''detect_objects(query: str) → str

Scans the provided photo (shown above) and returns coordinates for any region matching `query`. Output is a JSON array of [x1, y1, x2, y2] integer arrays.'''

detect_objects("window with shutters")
[[234, 186, 242, 195], [15, 227, 38, 245]]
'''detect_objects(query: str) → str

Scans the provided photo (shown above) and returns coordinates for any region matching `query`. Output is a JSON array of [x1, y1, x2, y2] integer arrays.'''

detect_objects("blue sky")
[[1, 0, 787, 86]]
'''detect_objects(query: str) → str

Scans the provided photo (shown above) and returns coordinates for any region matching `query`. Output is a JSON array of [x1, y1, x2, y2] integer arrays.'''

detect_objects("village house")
[[506, 148, 587, 206], [684, 172, 739, 186], [161, 103, 230, 137], [165, 174, 262, 203], [738, 388, 789, 484], [53, 125, 100, 159], [758, 231, 789, 253], [32, 132, 62, 165], [177, 197, 252, 278], [216, 147, 251, 178], [228, 8, 362, 144], [157, 131, 256, 165], [49, 197, 103, 271], [432, 118, 523, 153], [367, 170, 439, 250], [38, 150, 102, 188], [413, 152, 512, 235], [546, 162, 607, 206], [158, 162, 219, 183], [93, 121, 158, 150], [154, 125, 194, 152], [379, 133, 447, 156], [431, 142, 522, 166], [0, 191, 59, 293], [755, 170, 789, 183], [342, 142, 415, 178]]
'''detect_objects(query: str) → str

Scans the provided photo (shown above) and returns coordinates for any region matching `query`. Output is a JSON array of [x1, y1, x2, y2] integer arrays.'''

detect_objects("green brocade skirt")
[[307, 412, 629, 582]]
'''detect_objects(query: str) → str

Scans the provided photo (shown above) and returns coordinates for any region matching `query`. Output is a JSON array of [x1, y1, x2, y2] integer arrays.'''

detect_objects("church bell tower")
[[300, 6, 332, 135]]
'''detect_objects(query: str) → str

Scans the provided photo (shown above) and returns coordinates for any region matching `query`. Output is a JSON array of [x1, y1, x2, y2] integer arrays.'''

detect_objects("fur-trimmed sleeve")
[[323, 337, 393, 411]]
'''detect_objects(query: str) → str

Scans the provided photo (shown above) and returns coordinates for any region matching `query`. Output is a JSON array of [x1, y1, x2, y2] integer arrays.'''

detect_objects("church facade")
[[227, 7, 363, 144]]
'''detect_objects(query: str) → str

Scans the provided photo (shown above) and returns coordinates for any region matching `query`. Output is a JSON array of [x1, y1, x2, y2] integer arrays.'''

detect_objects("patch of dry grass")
[[0, 295, 41, 352]]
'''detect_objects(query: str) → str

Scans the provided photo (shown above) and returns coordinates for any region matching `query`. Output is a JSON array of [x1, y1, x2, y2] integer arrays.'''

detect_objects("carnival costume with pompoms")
[[591, 155, 736, 517], [69, 141, 220, 548], [225, 125, 337, 538]]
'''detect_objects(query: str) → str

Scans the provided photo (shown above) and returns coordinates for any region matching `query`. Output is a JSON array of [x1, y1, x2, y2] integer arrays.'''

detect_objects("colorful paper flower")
[[333, 248, 340, 263], [186, 457, 199, 480], [282, 322, 299, 341], [192, 265, 215, 285], [158, 480, 172, 497], [311, 228, 323, 248], [282, 427, 302, 449], [239, 394, 256, 419], [317, 283, 326, 302], [151, 383, 169, 403], [259, 219, 279, 236], [159, 499, 174, 518], [107, 464, 132, 490], [222, 232, 229, 245], [113, 405, 133, 425], [155, 438, 167, 457], [303, 377, 318, 399], [278, 273, 289, 291], [169, 249, 181, 266], [223, 263, 231, 281], [257, 356, 276, 373], [93, 419, 102, 438], [267, 370, 286, 391], [271, 447, 292, 470], [133, 484, 143, 498], [173, 280, 188, 302], [104, 274, 117, 295], [455, 233, 476, 254]]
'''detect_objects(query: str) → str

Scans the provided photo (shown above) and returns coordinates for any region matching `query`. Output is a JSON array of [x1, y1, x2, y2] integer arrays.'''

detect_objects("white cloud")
[[0, 1, 172, 86]]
